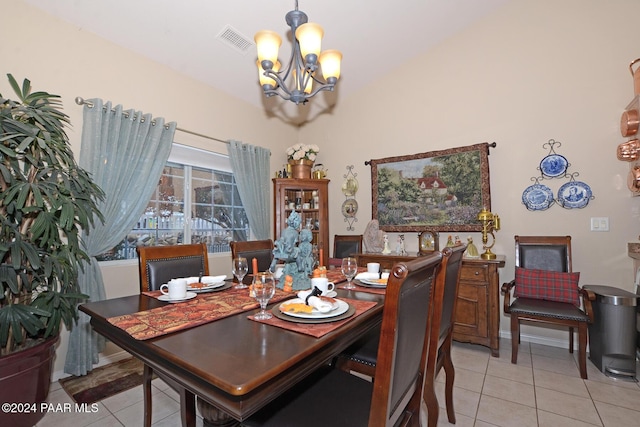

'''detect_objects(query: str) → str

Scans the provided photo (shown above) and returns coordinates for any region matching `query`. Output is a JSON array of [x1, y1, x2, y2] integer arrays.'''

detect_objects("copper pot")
[[617, 139, 640, 161], [621, 108, 639, 137], [631, 58, 640, 95], [628, 165, 640, 192]]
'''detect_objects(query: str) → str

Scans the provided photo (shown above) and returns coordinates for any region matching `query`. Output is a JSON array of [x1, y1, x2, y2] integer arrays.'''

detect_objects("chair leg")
[[511, 314, 520, 364], [423, 374, 439, 427], [569, 326, 574, 353], [143, 364, 153, 427], [577, 323, 588, 379], [441, 335, 456, 424]]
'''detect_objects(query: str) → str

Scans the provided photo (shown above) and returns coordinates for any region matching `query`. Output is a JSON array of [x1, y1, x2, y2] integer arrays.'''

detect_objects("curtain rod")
[[74, 97, 229, 145]]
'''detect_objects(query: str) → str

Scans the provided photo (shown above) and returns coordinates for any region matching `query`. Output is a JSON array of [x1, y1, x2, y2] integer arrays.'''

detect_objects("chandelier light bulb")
[[295, 22, 323, 62], [257, 60, 281, 89], [319, 49, 342, 81], [254, 30, 282, 64]]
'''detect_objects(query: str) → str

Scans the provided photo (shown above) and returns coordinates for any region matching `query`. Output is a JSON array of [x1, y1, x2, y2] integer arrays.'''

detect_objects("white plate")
[[355, 272, 390, 281], [279, 298, 348, 319], [358, 278, 388, 287], [187, 281, 225, 292], [158, 291, 197, 302]]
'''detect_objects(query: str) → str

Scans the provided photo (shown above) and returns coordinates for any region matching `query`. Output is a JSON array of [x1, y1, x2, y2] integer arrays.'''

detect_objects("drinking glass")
[[253, 271, 276, 320], [341, 257, 358, 290], [232, 257, 249, 289]]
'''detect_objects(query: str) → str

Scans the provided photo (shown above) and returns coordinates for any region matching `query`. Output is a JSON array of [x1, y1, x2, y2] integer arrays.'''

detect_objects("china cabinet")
[[273, 178, 330, 267]]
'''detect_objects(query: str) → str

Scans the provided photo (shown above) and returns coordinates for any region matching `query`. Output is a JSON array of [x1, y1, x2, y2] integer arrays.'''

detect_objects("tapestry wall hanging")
[[367, 142, 494, 232]]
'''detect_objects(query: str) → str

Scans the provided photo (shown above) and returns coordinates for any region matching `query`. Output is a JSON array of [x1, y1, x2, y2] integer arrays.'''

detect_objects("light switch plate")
[[590, 217, 609, 232]]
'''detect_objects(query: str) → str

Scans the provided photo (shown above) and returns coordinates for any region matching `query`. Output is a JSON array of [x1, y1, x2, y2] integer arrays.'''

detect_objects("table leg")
[[180, 389, 196, 427], [197, 397, 239, 427]]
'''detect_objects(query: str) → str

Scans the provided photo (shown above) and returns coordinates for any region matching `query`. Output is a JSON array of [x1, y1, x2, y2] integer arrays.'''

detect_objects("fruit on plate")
[[281, 302, 313, 314]]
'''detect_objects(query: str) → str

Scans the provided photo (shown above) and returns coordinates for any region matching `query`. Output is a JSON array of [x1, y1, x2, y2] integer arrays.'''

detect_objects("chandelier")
[[254, 1, 342, 105]]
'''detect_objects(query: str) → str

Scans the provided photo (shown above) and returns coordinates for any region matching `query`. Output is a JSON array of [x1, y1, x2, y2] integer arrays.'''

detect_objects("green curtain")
[[64, 99, 175, 376], [228, 140, 271, 240]]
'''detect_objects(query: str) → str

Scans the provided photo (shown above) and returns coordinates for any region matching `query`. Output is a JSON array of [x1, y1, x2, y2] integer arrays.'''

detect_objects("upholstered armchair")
[[501, 235, 596, 379]]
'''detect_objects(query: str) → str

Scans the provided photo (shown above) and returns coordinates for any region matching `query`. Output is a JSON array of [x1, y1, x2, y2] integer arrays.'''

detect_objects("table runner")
[[248, 298, 378, 338], [108, 288, 293, 340]]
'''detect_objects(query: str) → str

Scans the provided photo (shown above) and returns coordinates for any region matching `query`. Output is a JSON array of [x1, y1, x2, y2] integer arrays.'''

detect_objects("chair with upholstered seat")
[[137, 243, 209, 292], [230, 239, 274, 278], [501, 235, 595, 379], [136, 243, 209, 426], [334, 245, 466, 427], [328, 234, 363, 268], [243, 252, 444, 427]]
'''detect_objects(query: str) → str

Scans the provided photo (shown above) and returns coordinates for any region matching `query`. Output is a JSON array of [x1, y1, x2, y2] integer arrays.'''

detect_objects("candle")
[[319, 248, 323, 267], [252, 257, 258, 275]]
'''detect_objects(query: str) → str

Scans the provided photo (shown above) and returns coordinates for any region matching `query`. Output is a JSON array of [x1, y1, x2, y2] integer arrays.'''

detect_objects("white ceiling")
[[25, 0, 511, 125]]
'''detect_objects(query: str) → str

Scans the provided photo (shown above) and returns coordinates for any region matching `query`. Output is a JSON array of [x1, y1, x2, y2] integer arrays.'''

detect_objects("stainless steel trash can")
[[584, 285, 638, 381]]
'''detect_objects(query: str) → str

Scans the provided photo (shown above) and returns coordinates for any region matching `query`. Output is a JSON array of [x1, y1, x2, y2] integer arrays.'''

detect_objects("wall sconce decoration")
[[341, 165, 358, 231], [477, 208, 500, 260]]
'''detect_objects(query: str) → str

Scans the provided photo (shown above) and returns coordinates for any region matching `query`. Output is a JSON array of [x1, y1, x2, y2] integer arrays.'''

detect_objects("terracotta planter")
[[289, 159, 313, 179], [0, 336, 58, 427]]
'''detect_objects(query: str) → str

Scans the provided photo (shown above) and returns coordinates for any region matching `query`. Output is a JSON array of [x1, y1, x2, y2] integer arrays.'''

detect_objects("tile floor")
[[37, 339, 640, 426]]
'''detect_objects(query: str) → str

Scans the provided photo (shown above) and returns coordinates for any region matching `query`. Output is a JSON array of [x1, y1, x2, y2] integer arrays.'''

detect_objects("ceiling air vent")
[[217, 25, 253, 55]]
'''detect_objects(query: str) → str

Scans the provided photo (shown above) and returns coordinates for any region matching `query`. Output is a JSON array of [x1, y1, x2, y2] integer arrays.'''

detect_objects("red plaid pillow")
[[514, 267, 580, 306]]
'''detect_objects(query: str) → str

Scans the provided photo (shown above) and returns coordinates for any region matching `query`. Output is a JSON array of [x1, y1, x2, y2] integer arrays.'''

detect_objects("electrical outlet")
[[590, 217, 609, 232]]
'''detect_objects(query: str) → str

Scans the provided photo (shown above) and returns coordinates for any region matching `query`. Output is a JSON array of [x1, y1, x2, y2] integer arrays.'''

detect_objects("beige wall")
[[301, 0, 640, 346], [4, 0, 640, 377]]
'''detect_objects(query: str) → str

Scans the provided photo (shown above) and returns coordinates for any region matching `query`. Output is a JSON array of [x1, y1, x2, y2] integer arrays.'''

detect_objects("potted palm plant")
[[0, 74, 104, 426]]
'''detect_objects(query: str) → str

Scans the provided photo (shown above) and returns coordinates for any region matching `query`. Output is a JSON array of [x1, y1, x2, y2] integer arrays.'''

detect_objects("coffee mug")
[[160, 279, 187, 300], [310, 277, 335, 295], [367, 262, 380, 273]]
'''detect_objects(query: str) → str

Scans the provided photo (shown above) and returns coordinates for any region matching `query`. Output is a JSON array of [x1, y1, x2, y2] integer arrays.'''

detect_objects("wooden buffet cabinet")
[[273, 178, 330, 267], [354, 252, 505, 357]]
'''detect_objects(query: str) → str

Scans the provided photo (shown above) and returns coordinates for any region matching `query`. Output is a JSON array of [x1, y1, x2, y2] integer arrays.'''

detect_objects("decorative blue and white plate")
[[539, 154, 568, 178], [557, 181, 592, 209], [522, 183, 554, 211]]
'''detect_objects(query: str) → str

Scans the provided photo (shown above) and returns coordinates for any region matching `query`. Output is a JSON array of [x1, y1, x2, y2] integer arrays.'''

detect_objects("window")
[[97, 144, 249, 261]]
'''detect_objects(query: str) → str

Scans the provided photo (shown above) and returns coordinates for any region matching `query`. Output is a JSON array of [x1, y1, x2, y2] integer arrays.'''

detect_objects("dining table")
[[79, 268, 385, 426]]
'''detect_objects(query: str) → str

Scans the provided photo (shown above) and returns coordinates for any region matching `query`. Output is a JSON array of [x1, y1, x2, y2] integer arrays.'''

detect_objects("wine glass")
[[341, 257, 358, 290], [232, 257, 249, 289], [253, 271, 276, 320]]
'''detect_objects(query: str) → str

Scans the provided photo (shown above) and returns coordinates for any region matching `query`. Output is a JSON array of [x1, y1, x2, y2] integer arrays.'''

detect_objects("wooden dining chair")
[[334, 245, 465, 427], [243, 252, 443, 427], [136, 243, 209, 292], [136, 243, 209, 427], [501, 235, 595, 379], [422, 244, 465, 427], [230, 239, 274, 274], [328, 234, 363, 267]]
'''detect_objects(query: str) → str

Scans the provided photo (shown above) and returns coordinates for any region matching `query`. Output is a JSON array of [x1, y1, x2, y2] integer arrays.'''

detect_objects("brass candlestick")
[[477, 208, 500, 260]]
